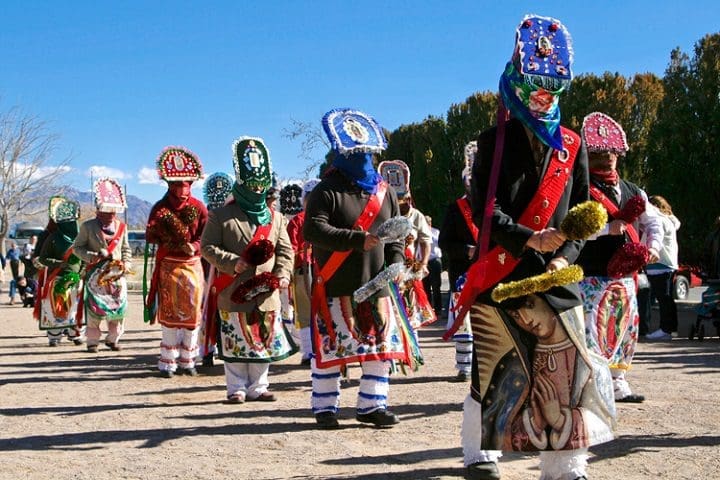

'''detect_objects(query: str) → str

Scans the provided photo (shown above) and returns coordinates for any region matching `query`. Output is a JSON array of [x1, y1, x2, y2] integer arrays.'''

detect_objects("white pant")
[[158, 326, 199, 372], [461, 395, 589, 479], [298, 327, 312, 361], [224, 362, 270, 399], [86, 317, 123, 347], [311, 359, 390, 414]]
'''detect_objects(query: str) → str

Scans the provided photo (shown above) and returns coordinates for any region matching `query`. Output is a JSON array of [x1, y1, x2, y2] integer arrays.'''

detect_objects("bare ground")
[[1, 294, 719, 480]]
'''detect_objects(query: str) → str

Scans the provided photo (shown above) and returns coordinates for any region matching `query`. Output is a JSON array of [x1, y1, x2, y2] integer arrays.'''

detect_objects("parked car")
[[673, 265, 702, 300], [128, 230, 146, 257]]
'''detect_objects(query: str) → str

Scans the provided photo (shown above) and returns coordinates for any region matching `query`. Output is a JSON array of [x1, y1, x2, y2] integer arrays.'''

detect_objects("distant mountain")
[[11, 186, 154, 230]]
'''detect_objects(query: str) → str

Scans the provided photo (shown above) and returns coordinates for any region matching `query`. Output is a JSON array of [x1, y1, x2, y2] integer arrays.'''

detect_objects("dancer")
[[440, 141, 479, 382], [286, 179, 320, 365], [379, 160, 436, 330], [201, 136, 296, 403], [304, 108, 412, 429], [454, 15, 615, 480], [198, 171, 234, 367], [577, 112, 662, 402], [36, 196, 85, 346], [73, 178, 132, 353], [145, 146, 208, 377]]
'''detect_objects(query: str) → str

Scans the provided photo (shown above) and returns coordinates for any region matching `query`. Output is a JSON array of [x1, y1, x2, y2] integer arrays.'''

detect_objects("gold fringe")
[[560, 201, 608, 240], [491, 265, 585, 303]]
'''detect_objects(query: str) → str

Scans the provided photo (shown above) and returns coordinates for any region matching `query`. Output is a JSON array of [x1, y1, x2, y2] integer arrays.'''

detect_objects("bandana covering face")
[[96, 212, 117, 234], [232, 182, 271, 226], [167, 181, 192, 210], [332, 152, 383, 194], [499, 62, 566, 150]]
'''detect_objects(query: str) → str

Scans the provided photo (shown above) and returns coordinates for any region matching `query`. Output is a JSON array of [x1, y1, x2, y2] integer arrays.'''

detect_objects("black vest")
[[576, 179, 643, 277]]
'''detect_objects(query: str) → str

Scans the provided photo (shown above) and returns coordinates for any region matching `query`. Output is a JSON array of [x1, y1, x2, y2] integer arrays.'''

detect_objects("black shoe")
[[451, 371, 469, 382], [73, 338, 85, 346], [355, 409, 399, 427], [159, 370, 174, 379], [180, 367, 198, 377], [315, 412, 340, 429], [105, 342, 121, 351], [466, 461, 501, 480], [201, 354, 214, 368], [87, 345, 99, 353], [300, 357, 311, 367], [616, 393, 645, 403]]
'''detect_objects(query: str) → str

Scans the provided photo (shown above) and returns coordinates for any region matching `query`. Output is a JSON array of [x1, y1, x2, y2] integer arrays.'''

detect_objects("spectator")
[[15, 276, 37, 308], [6, 242, 21, 304], [644, 196, 681, 341]]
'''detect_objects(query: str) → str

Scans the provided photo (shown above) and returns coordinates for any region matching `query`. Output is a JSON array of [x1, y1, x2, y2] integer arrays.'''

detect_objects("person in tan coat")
[[201, 136, 296, 403], [73, 178, 132, 353]]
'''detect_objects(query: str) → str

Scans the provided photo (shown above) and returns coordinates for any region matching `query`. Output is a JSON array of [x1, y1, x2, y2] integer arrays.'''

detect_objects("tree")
[[648, 34, 720, 263], [281, 118, 331, 178], [0, 105, 70, 253]]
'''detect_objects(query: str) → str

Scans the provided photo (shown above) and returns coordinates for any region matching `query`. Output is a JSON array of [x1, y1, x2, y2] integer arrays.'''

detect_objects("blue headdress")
[[322, 108, 387, 194]]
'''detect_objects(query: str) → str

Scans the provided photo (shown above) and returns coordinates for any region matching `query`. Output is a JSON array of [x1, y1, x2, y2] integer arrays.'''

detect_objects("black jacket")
[[439, 198, 477, 291], [303, 170, 405, 298], [471, 118, 590, 308]]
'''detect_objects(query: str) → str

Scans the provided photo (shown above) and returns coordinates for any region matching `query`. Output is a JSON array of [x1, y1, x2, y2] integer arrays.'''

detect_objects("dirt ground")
[[1, 293, 719, 480]]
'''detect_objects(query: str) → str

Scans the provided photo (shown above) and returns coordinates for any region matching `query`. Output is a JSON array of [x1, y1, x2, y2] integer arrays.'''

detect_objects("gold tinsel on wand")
[[490, 201, 605, 302], [491, 265, 585, 303], [560, 200, 607, 240]]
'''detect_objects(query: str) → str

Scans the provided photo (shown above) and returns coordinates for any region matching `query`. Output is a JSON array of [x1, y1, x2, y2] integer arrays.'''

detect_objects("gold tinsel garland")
[[491, 265, 585, 303], [560, 200, 608, 240]]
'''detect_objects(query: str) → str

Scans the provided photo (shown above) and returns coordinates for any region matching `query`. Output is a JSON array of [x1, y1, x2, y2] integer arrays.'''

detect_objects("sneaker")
[[356, 409, 399, 427], [180, 367, 198, 377], [646, 329, 672, 341], [315, 412, 340, 429], [48, 340, 59, 347], [87, 345, 99, 353], [105, 342, 122, 351], [73, 337, 86, 346], [466, 461, 501, 480], [159, 370, 174, 379]]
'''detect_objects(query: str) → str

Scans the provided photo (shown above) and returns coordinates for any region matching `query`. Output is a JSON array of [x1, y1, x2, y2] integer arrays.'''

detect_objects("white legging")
[[461, 395, 589, 480], [158, 326, 199, 372], [311, 359, 390, 414]]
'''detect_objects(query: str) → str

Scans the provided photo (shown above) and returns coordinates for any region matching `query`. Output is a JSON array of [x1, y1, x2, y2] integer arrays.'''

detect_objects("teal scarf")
[[232, 183, 271, 226]]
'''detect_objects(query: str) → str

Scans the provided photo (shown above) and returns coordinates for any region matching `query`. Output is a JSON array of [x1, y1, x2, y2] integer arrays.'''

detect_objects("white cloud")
[[137, 166, 163, 185], [87, 165, 130, 180], [32, 165, 72, 179]]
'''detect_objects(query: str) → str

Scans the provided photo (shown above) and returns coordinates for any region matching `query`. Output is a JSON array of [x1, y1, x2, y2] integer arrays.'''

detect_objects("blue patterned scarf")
[[499, 62, 567, 151]]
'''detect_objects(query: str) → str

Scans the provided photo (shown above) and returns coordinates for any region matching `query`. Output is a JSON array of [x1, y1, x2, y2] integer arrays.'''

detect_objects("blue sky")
[[2, 1, 718, 203]]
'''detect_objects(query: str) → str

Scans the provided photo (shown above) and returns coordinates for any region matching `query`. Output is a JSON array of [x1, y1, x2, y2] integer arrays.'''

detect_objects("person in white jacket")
[[644, 196, 681, 341]]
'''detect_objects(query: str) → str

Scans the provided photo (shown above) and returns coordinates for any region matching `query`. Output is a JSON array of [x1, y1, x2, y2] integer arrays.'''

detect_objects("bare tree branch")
[[281, 118, 330, 179], [0, 104, 70, 244]]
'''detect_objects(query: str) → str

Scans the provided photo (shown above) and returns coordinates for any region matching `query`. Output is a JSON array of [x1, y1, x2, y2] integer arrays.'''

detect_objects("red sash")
[[203, 214, 275, 350], [446, 129, 580, 339], [311, 182, 388, 340], [77, 222, 127, 325], [589, 185, 640, 243], [456, 197, 479, 242]]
